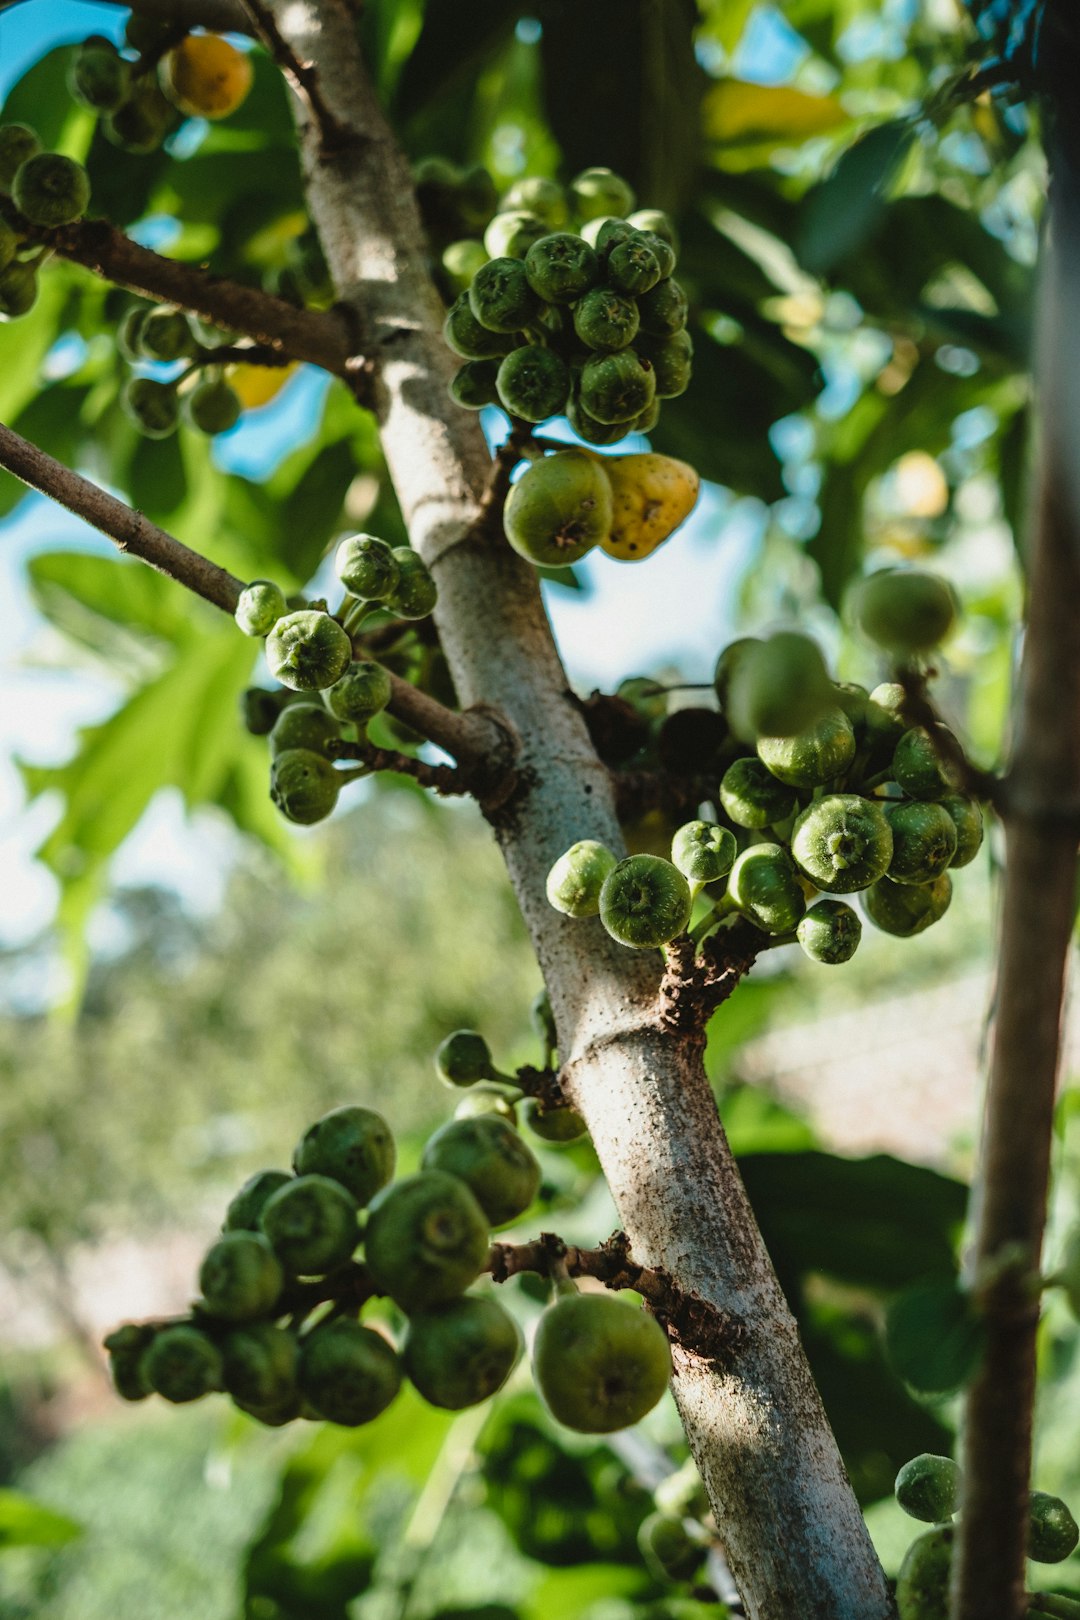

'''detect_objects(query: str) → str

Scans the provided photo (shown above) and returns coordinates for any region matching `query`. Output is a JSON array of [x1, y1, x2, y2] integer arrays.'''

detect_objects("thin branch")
[[334, 738, 474, 797], [241, 0, 362, 155], [381, 673, 518, 798], [191, 341, 297, 370], [0, 421, 243, 613]]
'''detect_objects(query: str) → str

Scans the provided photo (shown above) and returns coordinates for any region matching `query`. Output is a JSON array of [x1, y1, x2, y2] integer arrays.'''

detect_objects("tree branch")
[[241, 0, 362, 154]]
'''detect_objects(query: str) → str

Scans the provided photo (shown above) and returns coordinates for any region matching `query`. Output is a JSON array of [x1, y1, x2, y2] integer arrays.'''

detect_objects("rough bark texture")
[[259, 5, 894, 1615]]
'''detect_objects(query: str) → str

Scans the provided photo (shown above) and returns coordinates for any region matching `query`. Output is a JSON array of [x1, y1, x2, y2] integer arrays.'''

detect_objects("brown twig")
[[510, 1063, 566, 1111], [191, 341, 297, 370], [334, 738, 474, 796], [466, 430, 533, 548], [241, 0, 364, 155], [657, 920, 762, 1033]]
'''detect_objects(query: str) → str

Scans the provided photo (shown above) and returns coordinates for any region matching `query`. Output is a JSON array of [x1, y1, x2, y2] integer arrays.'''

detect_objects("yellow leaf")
[[703, 80, 848, 147]]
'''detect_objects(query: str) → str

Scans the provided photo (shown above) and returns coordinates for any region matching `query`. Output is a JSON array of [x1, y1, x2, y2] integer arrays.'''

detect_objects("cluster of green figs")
[[423, 160, 691, 443], [0, 124, 92, 320], [892, 1453, 1078, 1618], [230, 535, 439, 824], [548, 616, 984, 964], [104, 1022, 671, 1438]]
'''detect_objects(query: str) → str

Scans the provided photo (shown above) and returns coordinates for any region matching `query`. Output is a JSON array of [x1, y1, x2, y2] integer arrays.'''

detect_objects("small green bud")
[[259, 1173, 359, 1275], [892, 726, 961, 802], [862, 872, 952, 937], [483, 210, 549, 262], [12, 152, 90, 227], [726, 631, 834, 742], [0, 261, 37, 321], [199, 1231, 284, 1321], [421, 1115, 541, 1227], [546, 839, 617, 918], [0, 124, 42, 193], [269, 748, 342, 824], [335, 533, 400, 600], [269, 702, 341, 758], [436, 1029, 494, 1087], [503, 449, 613, 567], [495, 345, 571, 423], [579, 350, 655, 426], [404, 1295, 522, 1409], [363, 1170, 491, 1312], [637, 1511, 702, 1582], [122, 376, 179, 438], [524, 232, 599, 304], [885, 801, 958, 886], [572, 287, 640, 352], [298, 1320, 402, 1426], [235, 580, 287, 638], [895, 1525, 954, 1620], [941, 794, 984, 868], [469, 256, 542, 333], [599, 854, 693, 949], [104, 1322, 155, 1402], [718, 756, 797, 830], [225, 1169, 293, 1231], [292, 1104, 396, 1207], [142, 1324, 224, 1403], [387, 548, 438, 619], [796, 899, 862, 964], [727, 844, 806, 936], [670, 820, 736, 886], [851, 568, 958, 656], [532, 1292, 671, 1433], [187, 376, 242, 435], [223, 1322, 299, 1412], [522, 1098, 587, 1143], [1028, 1491, 1080, 1563], [756, 707, 856, 789], [569, 166, 636, 222], [895, 1455, 961, 1524], [323, 660, 392, 725], [790, 794, 893, 893], [266, 610, 352, 692]]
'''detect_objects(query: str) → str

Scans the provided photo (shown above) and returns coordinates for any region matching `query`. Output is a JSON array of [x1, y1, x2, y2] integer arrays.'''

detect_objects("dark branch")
[[334, 738, 474, 796], [657, 921, 762, 1033], [241, 0, 364, 155]]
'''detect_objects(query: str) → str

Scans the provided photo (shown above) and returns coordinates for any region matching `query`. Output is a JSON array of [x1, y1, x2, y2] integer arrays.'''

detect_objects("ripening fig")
[[524, 232, 599, 303], [435, 1029, 495, 1088], [421, 1115, 540, 1227], [335, 533, 400, 601], [186, 376, 242, 435], [222, 1322, 299, 1414], [266, 610, 352, 691], [572, 287, 640, 352], [468, 256, 541, 332], [363, 1170, 491, 1312], [199, 1230, 284, 1321], [862, 872, 952, 937], [105, 78, 174, 152], [443, 291, 514, 360], [851, 568, 958, 656], [941, 794, 983, 868], [884, 801, 958, 886], [225, 1169, 293, 1232], [727, 844, 806, 936], [69, 41, 130, 112], [895, 1525, 953, 1620], [1028, 1491, 1080, 1563], [495, 345, 571, 423], [298, 1320, 402, 1426], [670, 820, 736, 887], [12, 153, 90, 227], [895, 1454, 961, 1524], [269, 748, 343, 824], [637, 1511, 702, 1582], [450, 359, 501, 410], [531, 1291, 671, 1433], [790, 795, 893, 893], [726, 632, 835, 742], [523, 1098, 588, 1143], [636, 278, 688, 338], [122, 377, 180, 438], [503, 449, 613, 567], [892, 726, 960, 802], [756, 707, 856, 788], [104, 1323, 155, 1402], [387, 548, 438, 619], [599, 854, 692, 948], [404, 1295, 522, 1409], [482, 210, 549, 262], [579, 350, 655, 425], [0, 124, 41, 192], [235, 580, 287, 638], [259, 1173, 359, 1275], [162, 32, 254, 119], [292, 1104, 396, 1207], [569, 166, 636, 221], [796, 899, 862, 964], [143, 1323, 225, 1403], [718, 756, 796, 829], [324, 660, 392, 724], [636, 328, 692, 399], [598, 452, 699, 563], [0, 261, 37, 320], [545, 839, 617, 918]]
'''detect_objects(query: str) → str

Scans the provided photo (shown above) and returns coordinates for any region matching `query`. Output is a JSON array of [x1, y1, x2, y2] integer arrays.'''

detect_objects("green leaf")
[[697, 0, 759, 54], [278, 438, 358, 582], [797, 119, 917, 278], [27, 550, 196, 654], [0, 1487, 83, 1549], [885, 1280, 985, 1396]]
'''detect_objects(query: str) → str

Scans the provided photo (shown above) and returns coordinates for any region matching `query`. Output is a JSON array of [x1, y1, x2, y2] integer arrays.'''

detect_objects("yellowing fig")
[[162, 33, 253, 120], [597, 452, 699, 562]]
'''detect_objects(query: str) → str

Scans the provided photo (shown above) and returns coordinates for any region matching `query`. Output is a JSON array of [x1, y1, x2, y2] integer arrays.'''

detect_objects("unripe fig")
[[199, 1230, 284, 1321], [363, 1170, 491, 1311], [187, 375, 242, 434], [441, 238, 489, 293], [118, 304, 151, 361], [1028, 1491, 1080, 1563], [790, 794, 893, 893], [503, 449, 613, 567], [626, 208, 679, 252], [756, 707, 856, 788], [833, 680, 870, 731], [443, 292, 514, 360], [796, 899, 861, 964], [895, 1525, 953, 1620], [104, 1323, 155, 1402], [569, 166, 636, 221], [469, 256, 541, 333], [122, 376, 179, 438], [259, 1173, 359, 1275], [235, 580, 287, 638], [607, 237, 662, 296], [653, 1458, 709, 1520], [266, 610, 351, 691], [298, 1320, 402, 1426], [335, 533, 400, 601], [895, 1454, 961, 1523], [13, 153, 90, 227], [421, 1115, 540, 1227], [599, 854, 692, 948], [223, 1322, 299, 1412], [718, 756, 796, 829], [728, 844, 806, 935], [713, 637, 762, 709], [436, 1029, 495, 1088], [599, 452, 699, 562], [864, 681, 909, 749], [862, 872, 952, 936], [450, 359, 501, 410], [523, 1098, 588, 1143], [851, 568, 957, 655], [546, 839, 617, 918], [292, 1104, 396, 1207], [670, 820, 736, 886], [565, 393, 628, 447], [501, 177, 568, 228], [637, 1510, 702, 1582], [726, 632, 834, 741], [636, 329, 692, 398], [143, 1323, 224, 1403], [885, 801, 958, 886], [454, 1086, 518, 1125], [241, 686, 290, 736], [572, 287, 640, 352], [324, 660, 392, 725], [636, 278, 688, 338], [941, 794, 984, 868], [225, 1169, 293, 1232], [69, 42, 131, 113], [532, 1291, 671, 1433], [633, 397, 661, 433], [387, 548, 438, 619], [483, 210, 549, 262], [161, 33, 254, 120], [590, 217, 636, 258], [404, 1295, 522, 1408], [456, 164, 499, 232], [0, 261, 37, 320], [579, 351, 655, 425], [105, 78, 173, 152], [892, 726, 960, 802], [269, 748, 343, 824], [0, 124, 41, 192], [524, 232, 599, 304], [495, 345, 570, 423]]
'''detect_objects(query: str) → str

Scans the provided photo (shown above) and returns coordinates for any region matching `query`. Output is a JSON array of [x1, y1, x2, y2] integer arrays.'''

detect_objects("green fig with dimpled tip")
[[546, 840, 617, 917], [292, 1104, 396, 1207], [670, 821, 736, 889], [223, 1322, 299, 1413], [235, 580, 287, 638], [895, 1454, 960, 1524], [422, 1114, 540, 1227], [404, 1295, 522, 1409], [266, 610, 352, 692], [796, 900, 861, 964], [599, 854, 692, 948], [225, 1169, 293, 1232], [324, 660, 391, 725], [863, 872, 952, 936], [791, 794, 893, 893], [728, 844, 806, 936], [363, 1170, 492, 1312], [523, 1097, 587, 1143], [143, 1324, 224, 1403], [199, 1230, 284, 1321], [532, 1290, 671, 1433], [298, 1320, 402, 1426], [259, 1173, 359, 1274]]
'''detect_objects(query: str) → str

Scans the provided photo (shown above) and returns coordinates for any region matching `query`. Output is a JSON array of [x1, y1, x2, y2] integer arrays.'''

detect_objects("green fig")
[[598, 854, 692, 948], [259, 1173, 359, 1275], [224, 1169, 293, 1232], [862, 872, 952, 937], [13, 152, 90, 227], [266, 610, 352, 692], [292, 1104, 396, 1207], [269, 748, 343, 824], [727, 844, 806, 936], [503, 449, 613, 567], [363, 1170, 491, 1312], [421, 1114, 540, 1227], [532, 1291, 671, 1433], [790, 794, 893, 893], [796, 899, 862, 964], [235, 580, 287, 638], [199, 1231, 283, 1322], [298, 1320, 402, 1426], [404, 1294, 522, 1409], [142, 1324, 224, 1403], [895, 1454, 961, 1524], [546, 839, 617, 918], [323, 660, 392, 724]]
